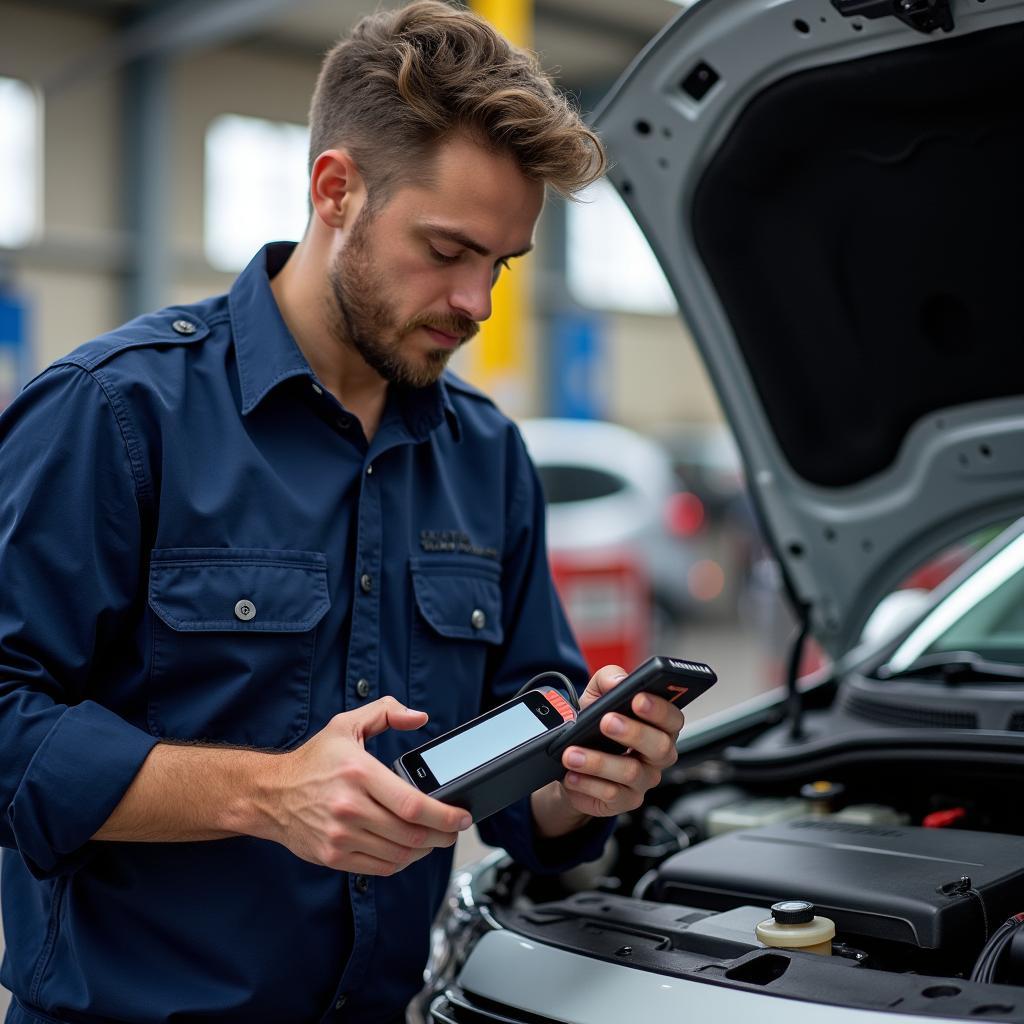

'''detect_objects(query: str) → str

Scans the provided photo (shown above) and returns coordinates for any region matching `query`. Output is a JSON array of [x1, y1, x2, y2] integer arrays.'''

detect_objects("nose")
[[448, 267, 493, 324]]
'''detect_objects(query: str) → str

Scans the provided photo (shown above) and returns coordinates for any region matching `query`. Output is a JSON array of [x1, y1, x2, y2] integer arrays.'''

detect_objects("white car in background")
[[519, 418, 719, 648]]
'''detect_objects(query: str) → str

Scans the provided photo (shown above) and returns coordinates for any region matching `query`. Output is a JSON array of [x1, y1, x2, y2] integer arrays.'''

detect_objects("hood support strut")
[[787, 604, 812, 741]]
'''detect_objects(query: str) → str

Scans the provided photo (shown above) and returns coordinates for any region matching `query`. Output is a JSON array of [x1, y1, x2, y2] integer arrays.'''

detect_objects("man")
[[0, 3, 685, 1021]]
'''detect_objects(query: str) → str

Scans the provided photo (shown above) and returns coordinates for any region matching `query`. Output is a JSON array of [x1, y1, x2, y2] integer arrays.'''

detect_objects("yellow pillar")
[[468, 0, 533, 415]]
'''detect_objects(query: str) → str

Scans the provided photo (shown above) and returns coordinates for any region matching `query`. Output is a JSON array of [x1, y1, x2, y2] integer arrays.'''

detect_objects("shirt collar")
[[391, 377, 462, 444], [229, 242, 315, 415], [228, 242, 461, 441]]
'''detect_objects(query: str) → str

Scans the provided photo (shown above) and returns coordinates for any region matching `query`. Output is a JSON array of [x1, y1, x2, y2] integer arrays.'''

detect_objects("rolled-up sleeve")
[[0, 365, 158, 878], [476, 426, 616, 873]]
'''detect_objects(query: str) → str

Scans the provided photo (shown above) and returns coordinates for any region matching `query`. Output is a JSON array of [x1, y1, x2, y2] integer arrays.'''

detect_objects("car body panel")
[[592, 0, 1024, 656], [450, 931, 966, 1024]]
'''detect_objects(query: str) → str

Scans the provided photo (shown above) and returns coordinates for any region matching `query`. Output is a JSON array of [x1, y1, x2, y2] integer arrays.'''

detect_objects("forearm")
[[91, 701, 469, 874], [92, 741, 279, 843]]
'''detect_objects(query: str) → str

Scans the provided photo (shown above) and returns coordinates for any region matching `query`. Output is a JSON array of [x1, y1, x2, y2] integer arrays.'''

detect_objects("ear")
[[309, 149, 365, 229]]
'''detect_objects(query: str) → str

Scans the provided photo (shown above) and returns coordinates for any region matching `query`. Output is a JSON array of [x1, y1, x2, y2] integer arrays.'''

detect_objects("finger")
[[360, 796, 460, 851], [601, 712, 678, 767], [632, 692, 685, 737], [562, 747, 658, 792], [343, 850, 425, 877], [346, 696, 429, 741], [562, 769, 623, 806], [579, 664, 628, 707], [345, 830, 435, 868], [363, 758, 472, 834]]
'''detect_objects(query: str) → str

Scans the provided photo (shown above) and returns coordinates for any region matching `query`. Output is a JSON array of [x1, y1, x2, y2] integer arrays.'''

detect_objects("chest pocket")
[[408, 556, 504, 738], [147, 549, 330, 749]]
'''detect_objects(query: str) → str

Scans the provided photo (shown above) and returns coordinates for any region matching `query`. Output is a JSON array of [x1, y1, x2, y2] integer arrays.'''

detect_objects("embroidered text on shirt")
[[420, 530, 498, 560]]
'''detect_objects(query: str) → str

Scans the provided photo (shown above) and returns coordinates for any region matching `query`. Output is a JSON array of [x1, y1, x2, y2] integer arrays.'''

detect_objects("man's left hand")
[[530, 665, 685, 838]]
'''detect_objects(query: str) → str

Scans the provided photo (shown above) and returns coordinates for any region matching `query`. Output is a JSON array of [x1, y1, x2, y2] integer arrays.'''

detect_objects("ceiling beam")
[[44, 0, 320, 92]]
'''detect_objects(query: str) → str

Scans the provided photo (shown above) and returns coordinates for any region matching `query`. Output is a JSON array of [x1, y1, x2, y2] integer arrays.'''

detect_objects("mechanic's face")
[[328, 134, 543, 388]]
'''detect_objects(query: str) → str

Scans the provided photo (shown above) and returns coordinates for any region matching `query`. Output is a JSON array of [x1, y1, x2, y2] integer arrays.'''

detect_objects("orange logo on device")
[[667, 684, 690, 704], [544, 690, 576, 722]]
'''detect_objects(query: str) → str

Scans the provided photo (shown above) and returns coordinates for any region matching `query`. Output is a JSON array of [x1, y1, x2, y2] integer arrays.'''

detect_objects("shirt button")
[[234, 599, 256, 622], [171, 319, 197, 335], [354, 875, 369, 894], [334, 996, 346, 1010], [471, 608, 487, 630], [356, 678, 370, 699], [311, 382, 323, 395], [366, 464, 374, 476], [360, 573, 372, 594]]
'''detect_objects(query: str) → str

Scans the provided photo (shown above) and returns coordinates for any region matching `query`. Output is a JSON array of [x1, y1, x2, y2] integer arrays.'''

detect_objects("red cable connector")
[[923, 807, 967, 828]]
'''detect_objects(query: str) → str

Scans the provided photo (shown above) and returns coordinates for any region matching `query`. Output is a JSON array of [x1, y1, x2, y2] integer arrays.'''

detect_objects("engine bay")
[[463, 724, 1024, 1020]]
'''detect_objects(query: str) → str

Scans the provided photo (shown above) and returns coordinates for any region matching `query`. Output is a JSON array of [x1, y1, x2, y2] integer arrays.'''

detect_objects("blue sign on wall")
[[0, 293, 30, 413], [549, 310, 606, 420]]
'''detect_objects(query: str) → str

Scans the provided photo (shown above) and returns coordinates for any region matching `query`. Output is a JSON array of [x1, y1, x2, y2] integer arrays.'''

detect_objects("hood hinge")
[[830, 0, 954, 34]]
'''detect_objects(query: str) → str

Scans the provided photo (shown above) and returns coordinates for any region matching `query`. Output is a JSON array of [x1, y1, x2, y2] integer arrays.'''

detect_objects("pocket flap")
[[410, 557, 504, 644], [149, 548, 330, 632]]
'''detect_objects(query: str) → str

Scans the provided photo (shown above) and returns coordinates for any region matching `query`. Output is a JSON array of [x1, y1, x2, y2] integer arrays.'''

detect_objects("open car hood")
[[593, 0, 1024, 658]]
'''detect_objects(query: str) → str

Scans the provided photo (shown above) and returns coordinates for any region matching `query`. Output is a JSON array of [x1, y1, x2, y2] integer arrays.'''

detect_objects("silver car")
[[415, 0, 1024, 1016], [519, 418, 717, 637]]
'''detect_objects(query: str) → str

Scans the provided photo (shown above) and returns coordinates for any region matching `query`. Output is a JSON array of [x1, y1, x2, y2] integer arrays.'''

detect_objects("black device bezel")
[[399, 689, 568, 794]]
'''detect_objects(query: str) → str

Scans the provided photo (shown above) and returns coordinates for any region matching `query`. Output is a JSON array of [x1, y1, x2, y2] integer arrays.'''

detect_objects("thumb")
[[580, 664, 628, 709], [348, 696, 428, 741]]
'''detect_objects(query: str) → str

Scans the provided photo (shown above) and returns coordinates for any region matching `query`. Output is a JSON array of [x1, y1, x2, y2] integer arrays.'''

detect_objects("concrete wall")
[[608, 310, 722, 429], [1, 4, 124, 370]]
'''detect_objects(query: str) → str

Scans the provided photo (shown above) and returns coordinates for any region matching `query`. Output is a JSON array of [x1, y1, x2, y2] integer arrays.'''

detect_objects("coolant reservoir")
[[706, 797, 811, 836], [755, 900, 835, 956]]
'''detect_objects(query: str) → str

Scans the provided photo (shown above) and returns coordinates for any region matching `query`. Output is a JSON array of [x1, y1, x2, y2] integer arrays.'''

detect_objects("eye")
[[429, 246, 459, 265], [492, 258, 512, 281]]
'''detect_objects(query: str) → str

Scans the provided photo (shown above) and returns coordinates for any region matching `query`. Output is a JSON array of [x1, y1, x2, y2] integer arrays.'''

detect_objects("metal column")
[[121, 54, 172, 320]]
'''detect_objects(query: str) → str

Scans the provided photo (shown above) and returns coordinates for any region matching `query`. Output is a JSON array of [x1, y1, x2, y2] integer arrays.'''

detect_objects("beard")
[[327, 208, 478, 389]]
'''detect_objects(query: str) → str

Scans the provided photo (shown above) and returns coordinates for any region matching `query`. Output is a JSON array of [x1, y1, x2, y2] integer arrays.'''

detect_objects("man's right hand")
[[251, 697, 472, 876]]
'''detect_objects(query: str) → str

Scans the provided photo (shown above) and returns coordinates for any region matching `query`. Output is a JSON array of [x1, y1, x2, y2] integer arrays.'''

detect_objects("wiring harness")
[[970, 912, 1024, 984]]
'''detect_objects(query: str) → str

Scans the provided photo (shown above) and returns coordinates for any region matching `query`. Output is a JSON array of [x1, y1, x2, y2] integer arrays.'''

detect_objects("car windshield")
[[885, 526, 1024, 673], [535, 464, 625, 504]]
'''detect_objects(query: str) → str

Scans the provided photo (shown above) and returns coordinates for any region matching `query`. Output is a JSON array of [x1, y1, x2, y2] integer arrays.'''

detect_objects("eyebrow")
[[420, 223, 534, 261]]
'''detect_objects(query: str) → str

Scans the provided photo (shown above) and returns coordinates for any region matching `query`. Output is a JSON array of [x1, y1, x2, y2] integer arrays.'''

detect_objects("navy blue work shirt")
[[0, 243, 612, 1023]]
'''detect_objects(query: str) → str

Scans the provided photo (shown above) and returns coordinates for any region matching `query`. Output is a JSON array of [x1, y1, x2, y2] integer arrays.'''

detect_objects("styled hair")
[[308, 0, 606, 202]]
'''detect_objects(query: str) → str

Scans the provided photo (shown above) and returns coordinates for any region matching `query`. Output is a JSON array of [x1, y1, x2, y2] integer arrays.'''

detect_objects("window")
[[0, 76, 42, 248], [204, 114, 310, 272], [887, 526, 1024, 671], [535, 464, 626, 504], [566, 177, 676, 316]]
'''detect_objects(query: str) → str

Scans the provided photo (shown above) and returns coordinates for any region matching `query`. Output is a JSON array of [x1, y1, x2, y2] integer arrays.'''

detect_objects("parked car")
[[415, 0, 1024, 1018], [518, 418, 719, 666]]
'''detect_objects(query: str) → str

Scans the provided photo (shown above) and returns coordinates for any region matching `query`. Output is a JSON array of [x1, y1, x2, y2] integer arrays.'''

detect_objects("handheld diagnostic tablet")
[[393, 687, 576, 822], [393, 657, 716, 822]]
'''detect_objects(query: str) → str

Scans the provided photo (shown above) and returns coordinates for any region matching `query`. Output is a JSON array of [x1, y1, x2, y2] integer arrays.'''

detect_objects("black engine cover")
[[654, 819, 1024, 953]]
